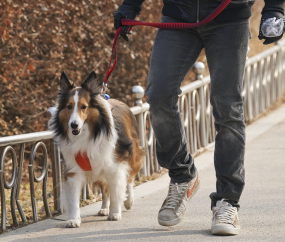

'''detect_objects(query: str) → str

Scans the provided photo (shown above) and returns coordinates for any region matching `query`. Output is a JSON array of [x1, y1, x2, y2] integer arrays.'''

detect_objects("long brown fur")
[[108, 99, 145, 184], [50, 71, 145, 222]]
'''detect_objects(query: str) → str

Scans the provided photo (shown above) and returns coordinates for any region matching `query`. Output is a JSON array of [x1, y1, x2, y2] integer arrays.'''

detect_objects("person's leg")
[[146, 16, 204, 183], [200, 19, 250, 235], [145, 16, 203, 226], [201, 19, 250, 208]]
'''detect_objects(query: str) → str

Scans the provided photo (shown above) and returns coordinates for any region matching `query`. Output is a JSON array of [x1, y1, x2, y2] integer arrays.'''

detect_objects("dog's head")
[[50, 71, 111, 141]]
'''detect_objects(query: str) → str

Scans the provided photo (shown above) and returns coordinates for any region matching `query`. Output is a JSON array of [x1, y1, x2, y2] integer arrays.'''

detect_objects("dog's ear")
[[60, 71, 74, 92], [81, 71, 98, 95]]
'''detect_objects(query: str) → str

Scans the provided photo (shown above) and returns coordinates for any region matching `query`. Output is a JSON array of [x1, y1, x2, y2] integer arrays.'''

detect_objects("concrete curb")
[[246, 103, 285, 143]]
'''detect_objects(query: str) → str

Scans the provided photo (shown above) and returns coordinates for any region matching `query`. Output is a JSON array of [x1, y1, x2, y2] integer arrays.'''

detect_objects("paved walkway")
[[2, 104, 285, 241]]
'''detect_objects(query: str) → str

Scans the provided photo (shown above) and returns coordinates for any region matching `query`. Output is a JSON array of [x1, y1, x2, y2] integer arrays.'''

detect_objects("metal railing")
[[131, 63, 216, 177], [1, 39, 285, 231], [0, 132, 62, 231], [134, 40, 285, 177], [243, 40, 285, 122]]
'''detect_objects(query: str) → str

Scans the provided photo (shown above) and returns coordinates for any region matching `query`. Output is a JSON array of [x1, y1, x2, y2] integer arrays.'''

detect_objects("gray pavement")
[[2, 104, 285, 241]]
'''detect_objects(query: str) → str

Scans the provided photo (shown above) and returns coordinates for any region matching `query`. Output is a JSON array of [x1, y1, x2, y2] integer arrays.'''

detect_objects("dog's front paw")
[[107, 213, 121, 221], [66, 219, 81, 228], [98, 208, 109, 216], [124, 199, 134, 210]]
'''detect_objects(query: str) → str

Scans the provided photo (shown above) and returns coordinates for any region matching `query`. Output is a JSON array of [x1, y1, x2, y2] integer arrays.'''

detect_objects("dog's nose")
[[71, 122, 78, 129]]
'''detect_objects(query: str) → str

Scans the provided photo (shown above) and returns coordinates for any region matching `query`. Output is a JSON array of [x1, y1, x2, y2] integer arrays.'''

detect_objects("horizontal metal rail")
[[0, 131, 53, 147], [0, 133, 61, 232], [1, 40, 285, 232]]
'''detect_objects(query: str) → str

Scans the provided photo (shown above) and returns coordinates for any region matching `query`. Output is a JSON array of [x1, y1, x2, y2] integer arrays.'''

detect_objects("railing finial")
[[194, 62, 205, 80], [132, 85, 145, 107]]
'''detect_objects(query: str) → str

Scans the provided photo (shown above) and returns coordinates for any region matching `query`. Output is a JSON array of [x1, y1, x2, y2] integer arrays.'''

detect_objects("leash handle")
[[103, 0, 232, 85]]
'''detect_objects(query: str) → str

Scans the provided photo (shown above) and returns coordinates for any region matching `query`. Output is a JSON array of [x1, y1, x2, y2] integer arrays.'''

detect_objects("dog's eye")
[[81, 105, 87, 110], [67, 105, 72, 110]]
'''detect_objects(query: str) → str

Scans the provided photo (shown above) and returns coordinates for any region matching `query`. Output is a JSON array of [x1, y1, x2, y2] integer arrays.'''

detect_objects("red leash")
[[103, 0, 232, 87]]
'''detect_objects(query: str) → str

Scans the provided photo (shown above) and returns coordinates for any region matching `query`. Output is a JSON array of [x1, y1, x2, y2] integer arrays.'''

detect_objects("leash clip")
[[101, 82, 108, 94], [101, 82, 110, 100]]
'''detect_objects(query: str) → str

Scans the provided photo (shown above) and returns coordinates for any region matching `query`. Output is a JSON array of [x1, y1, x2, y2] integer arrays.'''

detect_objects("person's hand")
[[114, 4, 138, 41], [259, 11, 285, 45]]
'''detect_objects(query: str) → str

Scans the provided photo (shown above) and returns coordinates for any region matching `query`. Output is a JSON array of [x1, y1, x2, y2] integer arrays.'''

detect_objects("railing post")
[[51, 141, 62, 213], [132, 85, 147, 176], [81, 186, 86, 201], [194, 62, 207, 148], [275, 41, 283, 98]]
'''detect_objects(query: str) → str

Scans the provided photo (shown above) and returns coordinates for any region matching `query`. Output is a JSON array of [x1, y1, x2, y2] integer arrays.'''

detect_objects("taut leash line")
[[102, 0, 232, 94], [121, 0, 232, 29]]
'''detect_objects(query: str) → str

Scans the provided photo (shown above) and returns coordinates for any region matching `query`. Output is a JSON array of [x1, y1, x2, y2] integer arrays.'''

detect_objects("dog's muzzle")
[[72, 129, 80, 135], [71, 122, 80, 135]]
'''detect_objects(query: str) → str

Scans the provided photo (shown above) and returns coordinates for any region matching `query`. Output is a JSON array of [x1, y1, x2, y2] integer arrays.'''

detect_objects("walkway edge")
[[246, 103, 285, 143]]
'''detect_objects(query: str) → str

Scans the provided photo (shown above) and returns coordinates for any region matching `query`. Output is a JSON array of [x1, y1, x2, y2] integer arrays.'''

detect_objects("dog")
[[48, 71, 144, 228]]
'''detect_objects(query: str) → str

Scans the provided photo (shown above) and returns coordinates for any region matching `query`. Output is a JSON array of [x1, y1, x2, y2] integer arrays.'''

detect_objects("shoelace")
[[214, 199, 236, 224], [164, 183, 188, 209]]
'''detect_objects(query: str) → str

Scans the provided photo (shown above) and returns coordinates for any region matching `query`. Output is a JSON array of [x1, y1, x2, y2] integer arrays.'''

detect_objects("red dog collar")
[[75, 151, 92, 171]]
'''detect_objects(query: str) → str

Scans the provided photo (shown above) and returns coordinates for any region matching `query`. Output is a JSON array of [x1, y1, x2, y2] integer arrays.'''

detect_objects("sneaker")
[[211, 199, 240, 235], [158, 173, 200, 226]]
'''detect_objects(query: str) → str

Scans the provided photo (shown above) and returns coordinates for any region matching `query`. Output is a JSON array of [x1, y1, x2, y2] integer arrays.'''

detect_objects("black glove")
[[259, 11, 285, 45], [114, 4, 138, 41]]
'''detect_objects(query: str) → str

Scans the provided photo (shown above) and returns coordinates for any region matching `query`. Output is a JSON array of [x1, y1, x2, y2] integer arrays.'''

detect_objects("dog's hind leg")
[[96, 180, 110, 216], [106, 163, 128, 221], [64, 171, 85, 228], [124, 143, 145, 210], [124, 181, 134, 210]]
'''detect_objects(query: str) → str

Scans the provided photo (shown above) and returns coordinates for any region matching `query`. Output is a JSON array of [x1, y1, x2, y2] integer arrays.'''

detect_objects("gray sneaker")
[[158, 173, 200, 226], [211, 199, 240, 235]]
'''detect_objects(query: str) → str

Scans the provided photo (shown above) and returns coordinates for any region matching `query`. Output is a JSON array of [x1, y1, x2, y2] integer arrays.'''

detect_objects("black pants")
[[145, 16, 250, 208]]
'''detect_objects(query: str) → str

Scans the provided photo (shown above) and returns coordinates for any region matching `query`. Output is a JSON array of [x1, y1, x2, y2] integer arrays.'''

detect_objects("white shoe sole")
[[158, 177, 201, 226], [211, 225, 240, 235]]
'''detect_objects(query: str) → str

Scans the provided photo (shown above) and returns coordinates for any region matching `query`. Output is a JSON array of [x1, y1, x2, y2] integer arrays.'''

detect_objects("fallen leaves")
[[0, 0, 197, 137]]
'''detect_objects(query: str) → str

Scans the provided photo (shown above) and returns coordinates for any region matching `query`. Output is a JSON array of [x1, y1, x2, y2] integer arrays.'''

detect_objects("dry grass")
[[2, 176, 55, 232]]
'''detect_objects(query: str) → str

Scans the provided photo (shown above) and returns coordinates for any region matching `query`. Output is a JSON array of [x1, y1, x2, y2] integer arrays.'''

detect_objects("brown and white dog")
[[48, 71, 144, 228]]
